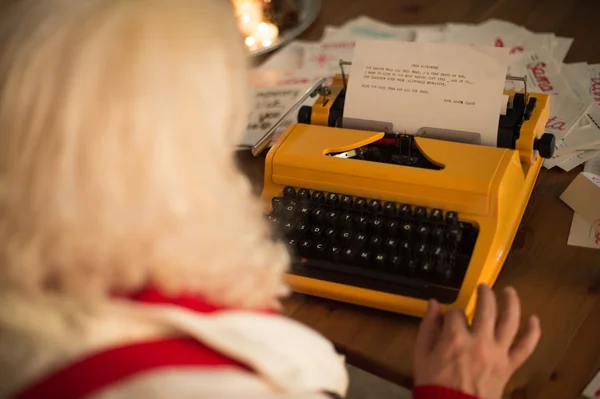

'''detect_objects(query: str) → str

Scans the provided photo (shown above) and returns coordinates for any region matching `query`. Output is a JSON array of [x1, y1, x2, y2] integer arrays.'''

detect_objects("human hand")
[[413, 284, 541, 399]]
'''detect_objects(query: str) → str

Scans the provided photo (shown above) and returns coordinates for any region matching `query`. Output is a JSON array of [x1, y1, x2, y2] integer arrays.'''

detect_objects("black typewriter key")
[[389, 254, 402, 271], [448, 226, 463, 244], [297, 188, 310, 201], [432, 245, 444, 262], [437, 263, 452, 282], [431, 226, 445, 244], [399, 240, 412, 256], [434, 247, 452, 281], [445, 211, 458, 225], [314, 242, 326, 254], [358, 250, 371, 265], [299, 239, 312, 252], [383, 201, 396, 216], [414, 206, 427, 219], [282, 203, 296, 220], [287, 238, 297, 252], [295, 220, 309, 235], [296, 239, 313, 257], [298, 204, 311, 220], [340, 195, 353, 207], [399, 204, 412, 218], [339, 230, 352, 245], [417, 243, 428, 257], [272, 197, 284, 213], [326, 192, 340, 205], [353, 232, 368, 248], [283, 186, 296, 199], [354, 197, 368, 210], [340, 212, 354, 229], [368, 235, 383, 251], [430, 208, 443, 222], [384, 237, 399, 253], [310, 225, 324, 239], [400, 221, 414, 239], [384, 219, 399, 235], [406, 259, 418, 276], [420, 259, 434, 274], [311, 207, 326, 223], [268, 214, 280, 226], [324, 227, 337, 242], [373, 253, 387, 269], [341, 248, 356, 263], [282, 220, 294, 235], [329, 245, 341, 261], [416, 225, 430, 241], [325, 210, 339, 226], [354, 215, 368, 230], [368, 199, 382, 212], [312, 190, 325, 203], [368, 217, 383, 233]]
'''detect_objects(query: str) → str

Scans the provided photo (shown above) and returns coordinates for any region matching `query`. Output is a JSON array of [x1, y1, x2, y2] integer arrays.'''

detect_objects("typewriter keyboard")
[[267, 186, 479, 304]]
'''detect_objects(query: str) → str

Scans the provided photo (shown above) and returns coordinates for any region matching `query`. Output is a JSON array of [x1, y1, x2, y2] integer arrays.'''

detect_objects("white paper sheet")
[[558, 150, 600, 172], [555, 114, 600, 156], [567, 213, 600, 249], [326, 16, 417, 41], [343, 40, 509, 146], [257, 41, 311, 71], [544, 150, 583, 169], [414, 27, 448, 43], [321, 26, 341, 41], [476, 19, 522, 35], [588, 63, 600, 106], [423, 19, 571, 63], [552, 36, 574, 62], [584, 153, 600, 174], [302, 41, 356, 76], [240, 82, 317, 148], [582, 369, 600, 398], [562, 62, 591, 101]]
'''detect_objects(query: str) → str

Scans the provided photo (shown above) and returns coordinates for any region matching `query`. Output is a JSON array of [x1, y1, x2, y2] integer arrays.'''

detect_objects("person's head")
[[0, 0, 290, 308]]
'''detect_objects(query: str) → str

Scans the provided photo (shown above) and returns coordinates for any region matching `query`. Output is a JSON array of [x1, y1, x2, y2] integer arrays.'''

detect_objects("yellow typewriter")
[[252, 66, 554, 319]]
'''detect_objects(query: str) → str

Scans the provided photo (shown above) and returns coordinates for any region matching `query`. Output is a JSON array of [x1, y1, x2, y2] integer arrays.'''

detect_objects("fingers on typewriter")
[[266, 186, 479, 302]]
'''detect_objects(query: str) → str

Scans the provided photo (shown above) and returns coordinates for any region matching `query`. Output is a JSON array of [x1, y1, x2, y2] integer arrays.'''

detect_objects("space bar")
[[296, 257, 428, 289]]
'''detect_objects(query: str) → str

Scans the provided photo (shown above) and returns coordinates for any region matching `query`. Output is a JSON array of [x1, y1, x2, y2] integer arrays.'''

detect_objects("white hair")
[[0, 0, 290, 308]]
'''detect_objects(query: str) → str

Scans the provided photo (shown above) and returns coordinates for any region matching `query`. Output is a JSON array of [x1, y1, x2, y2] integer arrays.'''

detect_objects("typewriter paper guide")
[[344, 40, 510, 147]]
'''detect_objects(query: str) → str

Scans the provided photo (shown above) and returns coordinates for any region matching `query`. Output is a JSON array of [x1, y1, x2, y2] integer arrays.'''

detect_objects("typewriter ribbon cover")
[[343, 40, 510, 147]]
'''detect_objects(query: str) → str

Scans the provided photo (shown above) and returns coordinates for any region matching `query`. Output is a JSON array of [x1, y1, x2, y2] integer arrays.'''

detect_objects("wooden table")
[[239, 1, 600, 397]]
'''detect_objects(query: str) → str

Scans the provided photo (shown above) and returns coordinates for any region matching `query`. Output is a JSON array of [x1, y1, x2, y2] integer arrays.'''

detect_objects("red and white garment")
[[0, 288, 348, 398]]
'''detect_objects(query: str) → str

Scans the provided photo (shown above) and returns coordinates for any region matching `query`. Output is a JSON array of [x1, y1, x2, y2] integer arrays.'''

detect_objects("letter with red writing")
[[583, 369, 600, 398]]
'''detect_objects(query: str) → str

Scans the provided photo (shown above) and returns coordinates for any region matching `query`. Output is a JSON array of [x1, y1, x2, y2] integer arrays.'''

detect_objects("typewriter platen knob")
[[534, 133, 556, 159]]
